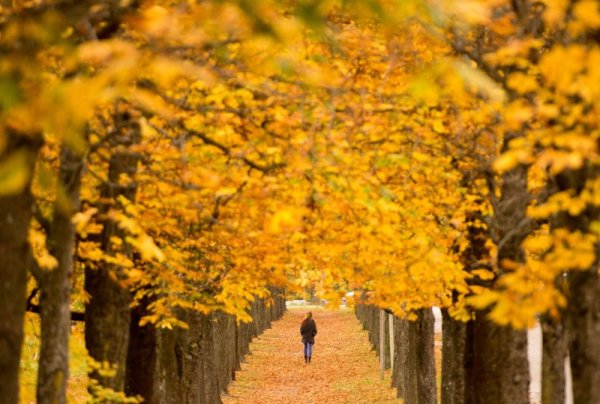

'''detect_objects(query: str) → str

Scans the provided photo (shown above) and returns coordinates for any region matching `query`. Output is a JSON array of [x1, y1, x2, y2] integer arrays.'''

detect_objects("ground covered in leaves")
[[222, 306, 400, 403]]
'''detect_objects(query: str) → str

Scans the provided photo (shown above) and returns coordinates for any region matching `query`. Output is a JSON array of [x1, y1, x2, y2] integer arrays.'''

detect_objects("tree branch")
[[33, 201, 52, 235], [26, 304, 85, 322], [206, 181, 247, 229], [27, 245, 43, 282], [184, 127, 286, 173]]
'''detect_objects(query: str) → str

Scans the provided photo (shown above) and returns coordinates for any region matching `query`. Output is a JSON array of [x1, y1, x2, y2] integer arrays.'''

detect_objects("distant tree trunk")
[[0, 133, 39, 404], [392, 309, 436, 404], [200, 312, 220, 404], [213, 311, 237, 394], [308, 285, 316, 303], [36, 146, 83, 403], [467, 162, 530, 404], [390, 316, 408, 392], [441, 177, 521, 404], [441, 309, 468, 404], [414, 309, 436, 404], [235, 320, 250, 371], [541, 313, 567, 404], [367, 306, 379, 356], [86, 108, 141, 394], [127, 291, 286, 404], [443, 310, 527, 404], [467, 313, 529, 403], [394, 314, 416, 403], [566, 269, 600, 404], [125, 297, 158, 402], [126, 309, 218, 404], [157, 311, 216, 404], [551, 168, 600, 404], [442, 207, 486, 404]]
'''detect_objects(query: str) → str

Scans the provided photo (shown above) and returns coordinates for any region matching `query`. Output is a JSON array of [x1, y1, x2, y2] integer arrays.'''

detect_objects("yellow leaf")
[[573, 0, 600, 30], [38, 254, 59, 271], [0, 149, 31, 196], [216, 187, 237, 197], [267, 208, 304, 234], [507, 72, 538, 94], [126, 268, 144, 280], [467, 290, 498, 309], [471, 269, 495, 280], [137, 234, 165, 262], [493, 152, 519, 173], [432, 120, 446, 134], [72, 208, 98, 234], [411, 151, 429, 162]]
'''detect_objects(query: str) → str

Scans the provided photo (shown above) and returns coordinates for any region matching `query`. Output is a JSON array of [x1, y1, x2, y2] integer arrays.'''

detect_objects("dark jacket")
[[300, 318, 317, 344]]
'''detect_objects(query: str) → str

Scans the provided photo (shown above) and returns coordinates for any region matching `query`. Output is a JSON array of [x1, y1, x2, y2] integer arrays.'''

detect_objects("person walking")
[[300, 312, 317, 363]]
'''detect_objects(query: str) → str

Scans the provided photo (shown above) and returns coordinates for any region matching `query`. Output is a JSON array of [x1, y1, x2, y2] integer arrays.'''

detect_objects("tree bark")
[[391, 309, 436, 404], [0, 133, 39, 404], [467, 163, 530, 404], [85, 108, 141, 394], [541, 314, 567, 404], [158, 311, 216, 404], [125, 298, 158, 402], [367, 306, 380, 357], [214, 312, 238, 396], [391, 316, 410, 396], [467, 313, 529, 403], [413, 309, 437, 404], [566, 269, 600, 404], [550, 167, 599, 404], [441, 309, 468, 404], [442, 207, 487, 404], [36, 146, 83, 403], [126, 292, 286, 404], [126, 308, 217, 404]]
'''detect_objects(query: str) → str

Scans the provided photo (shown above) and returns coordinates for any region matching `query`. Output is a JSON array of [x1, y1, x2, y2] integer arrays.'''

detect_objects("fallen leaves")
[[223, 307, 399, 404]]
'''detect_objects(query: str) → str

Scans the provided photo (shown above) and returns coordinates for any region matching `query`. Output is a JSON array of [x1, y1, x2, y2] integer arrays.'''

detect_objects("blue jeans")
[[304, 342, 313, 357]]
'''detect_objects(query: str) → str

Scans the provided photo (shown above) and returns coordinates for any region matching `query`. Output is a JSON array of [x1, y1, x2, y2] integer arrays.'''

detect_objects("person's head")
[[306, 312, 313, 319]]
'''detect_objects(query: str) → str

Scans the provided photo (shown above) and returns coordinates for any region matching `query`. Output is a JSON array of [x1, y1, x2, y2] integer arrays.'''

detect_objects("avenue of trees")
[[0, 0, 599, 403]]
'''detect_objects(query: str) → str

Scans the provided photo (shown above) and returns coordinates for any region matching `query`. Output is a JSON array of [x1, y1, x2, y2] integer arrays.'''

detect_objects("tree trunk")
[[392, 309, 436, 404], [413, 309, 437, 404], [200, 312, 220, 404], [367, 306, 380, 356], [444, 200, 488, 404], [390, 316, 403, 390], [126, 308, 217, 404], [468, 163, 530, 404], [566, 269, 600, 404], [0, 134, 39, 404], [467, 314, 529, 404], [125, 298, 158, 402], [85, 266, 132, 392], [441, 311, 528, 404], [441, 309, 468, 404], [127, 292, 285, 404], [85, 108, 141, 394], [541, 314, 567, 404], [547, 154, 600, 404], [212, 312, 236, 396], [391, 316, 411, 397], [37, 146, 83, 403], [157, 311, 216, 404]]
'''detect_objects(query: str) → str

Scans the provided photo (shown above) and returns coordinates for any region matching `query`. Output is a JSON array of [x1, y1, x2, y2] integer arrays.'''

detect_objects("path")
[[222, 307, 399, 404]]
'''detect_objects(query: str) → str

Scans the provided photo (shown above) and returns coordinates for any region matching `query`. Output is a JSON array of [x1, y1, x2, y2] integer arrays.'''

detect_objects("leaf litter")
[[223, 307, 400, 403]]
